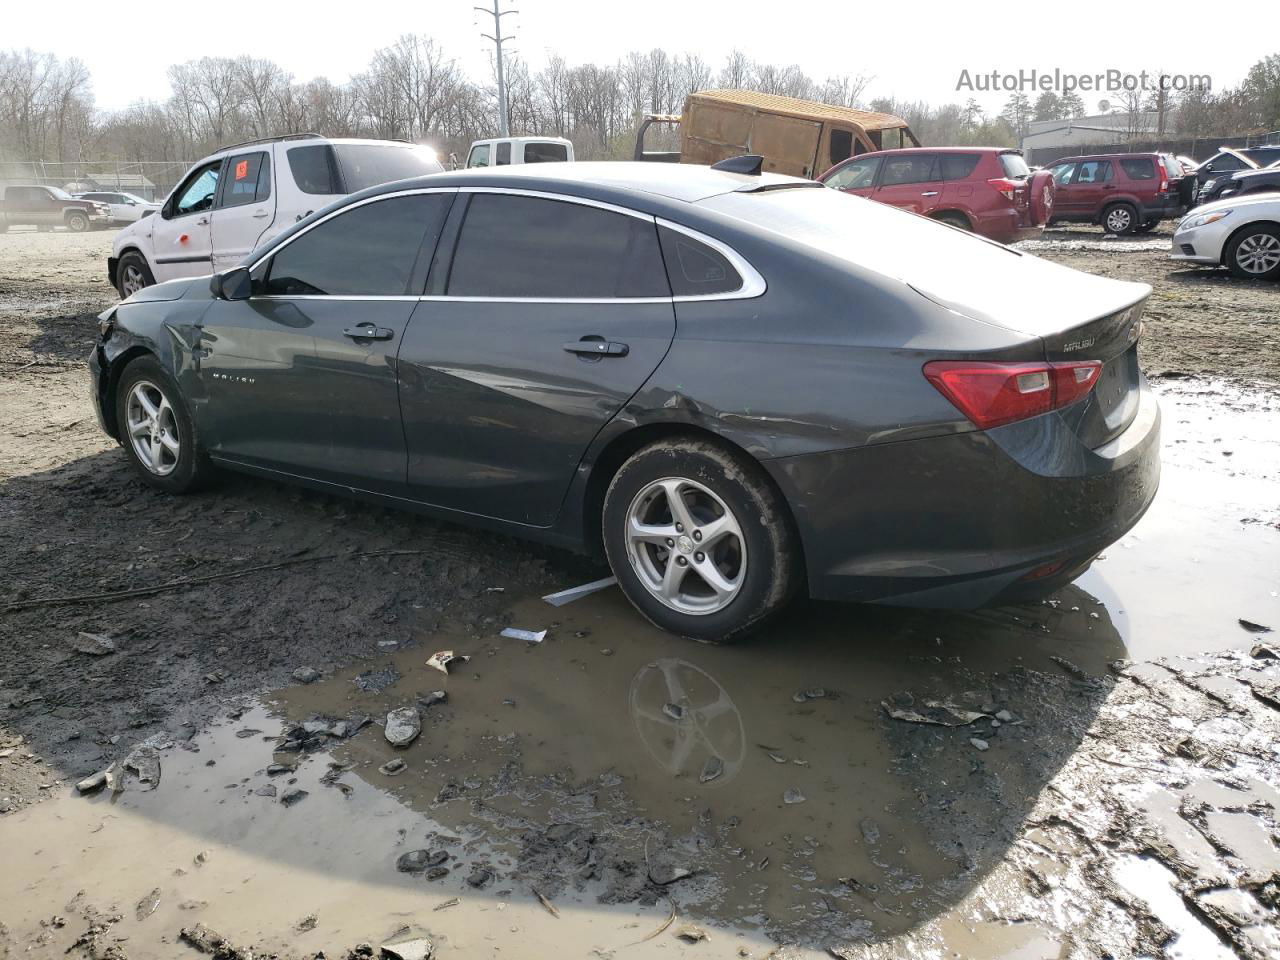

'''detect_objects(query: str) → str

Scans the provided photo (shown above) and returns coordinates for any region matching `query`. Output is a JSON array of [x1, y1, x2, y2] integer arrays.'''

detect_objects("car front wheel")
[[114, 356, 212, 493], [1226, 225, 1280, 281], [602, 438, 799, 643], [117, 251, 154, 298]]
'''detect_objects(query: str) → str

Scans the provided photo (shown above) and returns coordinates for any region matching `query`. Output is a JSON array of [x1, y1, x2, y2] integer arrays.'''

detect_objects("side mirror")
[[210, 266, 252, 301]]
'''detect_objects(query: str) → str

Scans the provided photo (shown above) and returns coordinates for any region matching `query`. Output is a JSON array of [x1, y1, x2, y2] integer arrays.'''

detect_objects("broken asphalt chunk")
[[380, 758, 407, 776], [72, 632, 116, 656]]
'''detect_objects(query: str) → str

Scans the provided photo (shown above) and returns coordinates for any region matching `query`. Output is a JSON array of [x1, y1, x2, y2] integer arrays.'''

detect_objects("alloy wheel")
[[1234, 233, 1280, 275], [121, 264, 146, 297], [125, 380, 181, 476], [624, 476, 746, 616], [1105, 207, 1132, 233]]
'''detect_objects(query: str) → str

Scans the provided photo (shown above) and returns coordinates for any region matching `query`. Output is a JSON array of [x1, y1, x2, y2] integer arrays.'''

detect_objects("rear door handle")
[[343, 324, 395, 341], [252, 209, 270, 219], [921, 191, 940, 197], [563, 340, 629, 358]]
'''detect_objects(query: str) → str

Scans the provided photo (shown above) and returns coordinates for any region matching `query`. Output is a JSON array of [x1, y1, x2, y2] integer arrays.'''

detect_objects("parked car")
[[109, 134, 444, 298], [1046, 153, 1192, 234], [0, 185, 109, 233], [466, 137, 574, 167], [634, 89, 919, 177], [74, 191, 161, 224], [1198, 161, 1280, 204], [1189, 145, 1280, 187], [89, 160, 1159, 642], [1172, 193, 1280, 281], [818, 147, 1055, 244]]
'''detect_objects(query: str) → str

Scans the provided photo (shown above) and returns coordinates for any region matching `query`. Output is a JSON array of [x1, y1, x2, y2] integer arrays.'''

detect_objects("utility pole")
[[475, 0, 516, 137]]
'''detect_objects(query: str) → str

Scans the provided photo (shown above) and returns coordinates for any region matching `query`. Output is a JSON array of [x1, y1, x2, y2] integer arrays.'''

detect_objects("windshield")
[[334, 144, 443, 192]]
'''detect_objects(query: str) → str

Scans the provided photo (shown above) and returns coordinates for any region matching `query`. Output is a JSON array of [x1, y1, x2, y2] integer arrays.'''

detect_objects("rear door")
[[196, 191, 453, 493], [397, 190, 677, 526], [151, 159, 222, 281], [874, 153, 942, 214], [210, 149, 276, 273]]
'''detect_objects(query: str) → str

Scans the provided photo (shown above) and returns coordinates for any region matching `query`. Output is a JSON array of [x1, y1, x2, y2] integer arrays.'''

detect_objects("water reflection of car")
[[1172, 194, 1280, 280], [89, 160, 1161, 642]]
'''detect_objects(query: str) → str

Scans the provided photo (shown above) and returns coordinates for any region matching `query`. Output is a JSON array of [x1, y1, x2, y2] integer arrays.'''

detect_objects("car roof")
[[1053, 153, 1160, 163], [472, 136, 572, 145], [855, 146, 1013, 156], [370, 161, 812, 204]]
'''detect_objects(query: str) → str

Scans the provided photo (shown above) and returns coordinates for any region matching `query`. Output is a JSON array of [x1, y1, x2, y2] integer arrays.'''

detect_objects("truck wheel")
[[602, 437, 800, 644], [114, 355, 213, 493], [117, 251, 155, 298], [1102, 203, 1137, 235], [1225, 225, 1280, 281], [65, 211, 90, 233]]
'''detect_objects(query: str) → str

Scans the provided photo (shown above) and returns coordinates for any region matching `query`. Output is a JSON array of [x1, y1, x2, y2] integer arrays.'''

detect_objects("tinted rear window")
[[334, 145, 443, 192], [940, 154, 981, 180], [447, 194, 669, 299], [288, 145, 341, 195], [881, 155, 937, 185], [1243, 149, 1280, 165], [998, 153, 1031, 179], [1119, 158, 1155, 180], [524, 141, 568, 163]]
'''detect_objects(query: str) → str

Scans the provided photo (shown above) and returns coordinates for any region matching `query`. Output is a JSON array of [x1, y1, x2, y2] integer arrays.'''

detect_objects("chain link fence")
[[0, 160, 196, 201]]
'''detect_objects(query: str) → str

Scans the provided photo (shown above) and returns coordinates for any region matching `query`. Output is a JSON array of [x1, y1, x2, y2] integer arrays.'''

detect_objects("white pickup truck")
[[109, 134, 444, 298], [464, 137, 574, 168]]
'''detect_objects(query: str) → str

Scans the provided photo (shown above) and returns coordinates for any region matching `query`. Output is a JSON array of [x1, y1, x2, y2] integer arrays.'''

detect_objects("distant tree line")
[[2, 41, 1278, 166]]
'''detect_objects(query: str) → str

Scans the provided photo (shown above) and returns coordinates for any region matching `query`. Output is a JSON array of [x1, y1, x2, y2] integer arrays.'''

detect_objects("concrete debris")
[[380, 935, 434, 960], [384, 708, 422, 747], [122, 744, 161, 791], [73, 631, 116, 656], [76, 767, 112, 794]]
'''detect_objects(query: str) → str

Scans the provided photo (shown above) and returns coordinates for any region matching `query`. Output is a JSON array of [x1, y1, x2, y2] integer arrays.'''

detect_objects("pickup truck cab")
[[110, 134, 444, 298], [465, 137, 574, 168], [0, 185, 109, 233]]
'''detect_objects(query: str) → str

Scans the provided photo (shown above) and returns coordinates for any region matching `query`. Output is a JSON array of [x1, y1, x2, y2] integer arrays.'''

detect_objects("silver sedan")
[[1171, 193, 1280, 280]]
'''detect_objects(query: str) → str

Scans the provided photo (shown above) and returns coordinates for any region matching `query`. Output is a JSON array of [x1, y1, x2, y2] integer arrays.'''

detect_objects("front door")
[[1063, 159, 1114, 219], [195, 191, 453, 494], [1047, 162, 1079, 215], [874, 153, 943, 214], [151, 159, 221, 281], [397, 191, 677, 527], [821, 156, 882, 198], [210, 149, 276, 272]]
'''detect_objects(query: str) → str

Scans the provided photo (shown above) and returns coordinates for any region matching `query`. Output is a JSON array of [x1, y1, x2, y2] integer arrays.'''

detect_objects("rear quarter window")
[[998, 153, 1031, 179], [939, 154, 981, 180], [1119, 158, 1155, 180], [288, 145, 341, 195]]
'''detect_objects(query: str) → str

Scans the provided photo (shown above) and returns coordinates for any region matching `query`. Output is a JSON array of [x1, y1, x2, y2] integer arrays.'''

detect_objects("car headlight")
[[1201, 178, 1217, 191], [1181, 209, 1232, 230]]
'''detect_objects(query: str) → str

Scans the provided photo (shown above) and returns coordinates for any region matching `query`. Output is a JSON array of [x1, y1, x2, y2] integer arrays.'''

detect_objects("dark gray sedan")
[[89, 161, 1160, 642]]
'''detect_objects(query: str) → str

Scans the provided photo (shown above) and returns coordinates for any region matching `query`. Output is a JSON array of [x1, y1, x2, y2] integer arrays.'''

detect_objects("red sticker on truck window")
[[234, 160, 248, 180]]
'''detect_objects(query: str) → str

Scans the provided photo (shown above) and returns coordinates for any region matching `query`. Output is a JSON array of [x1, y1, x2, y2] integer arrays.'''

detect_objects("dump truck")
[[633, 89, 920, 179]]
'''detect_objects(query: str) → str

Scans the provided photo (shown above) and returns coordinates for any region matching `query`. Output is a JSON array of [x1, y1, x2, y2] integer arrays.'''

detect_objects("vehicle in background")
[[1046, 153, 1192, 234], [1172, 194, 1280, 281], [634, 89, 918, 178], [465, 137, 574, 168], [1187, 146, 1280, 187], [1198, 159, 1280, 205], [819, 147, 1055, 245], [0, 185, 109, 233], [74, 191, 161, 224], [109, 134, 444, 298], [89, 159, 1159, 641]]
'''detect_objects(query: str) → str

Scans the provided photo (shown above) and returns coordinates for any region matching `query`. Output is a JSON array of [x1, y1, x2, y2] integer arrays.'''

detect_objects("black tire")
[[1225, 224, 1280, 281], [1101, 203, 1138, 235], [1135, 217, 1160, 233], [602, 437, 800, 643], [65, 211, 89, 233], [933, 212, 972, 232], [116, 250, 155, 298], [113, 355, 213, 493]]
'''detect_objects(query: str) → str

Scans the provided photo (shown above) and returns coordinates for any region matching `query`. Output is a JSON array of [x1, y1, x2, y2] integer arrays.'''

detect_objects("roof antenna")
[[711, 155, 764, 176]]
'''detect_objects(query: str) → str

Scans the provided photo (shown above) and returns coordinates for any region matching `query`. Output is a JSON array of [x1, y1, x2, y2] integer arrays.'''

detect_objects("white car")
[[74, 191, 161, 224], [110, 135, 444, 298], [465, 137, 574, 168], [1171, 194, 1280, 281]]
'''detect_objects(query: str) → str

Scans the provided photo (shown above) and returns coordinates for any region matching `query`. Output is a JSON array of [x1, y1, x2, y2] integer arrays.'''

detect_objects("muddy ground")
[[0, 225, 1277, 959]]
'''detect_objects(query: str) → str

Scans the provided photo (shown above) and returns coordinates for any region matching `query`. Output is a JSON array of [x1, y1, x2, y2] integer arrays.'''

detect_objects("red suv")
[[817, 147, 1054, 244], [1047, 153, 1192, 235]]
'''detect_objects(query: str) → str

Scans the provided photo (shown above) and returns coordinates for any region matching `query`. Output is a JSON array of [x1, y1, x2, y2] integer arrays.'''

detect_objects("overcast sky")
[[6, 0, 1274, 116]]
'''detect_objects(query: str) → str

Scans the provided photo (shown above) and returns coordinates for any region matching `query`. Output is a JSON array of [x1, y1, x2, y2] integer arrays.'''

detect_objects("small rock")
[[296, 914, 318, 932], [994, 709, 1014, 722], [384, 708, 422, 748], [292, 667, 321, 684], [970, 738, 990, 751], [380, 758, 407, 776], [354, 666, 402, 693], [783, 789, 805, 805], [675, 923, 708, 943], [254, 784, 277, 798], [266, 763, 294, 776], [1240, 619, 1273, 635], [280, 788, 308, 807], [1251, 643, 1279, 660], [699, 756, 724, 784], [425, 866, 449, 881], [467, 867, 494, 888], [76, 768, 111, 794], [418, 691, 448, 708], [73, 632, 116, 656], [397, 850, 432, 873]]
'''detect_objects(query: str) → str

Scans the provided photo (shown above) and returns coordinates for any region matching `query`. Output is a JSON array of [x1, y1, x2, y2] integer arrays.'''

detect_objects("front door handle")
[[921, 191, 940, 197], [563, 340, 629, 358], [252, 209, 270, 219], [343, 324, 395, 341]]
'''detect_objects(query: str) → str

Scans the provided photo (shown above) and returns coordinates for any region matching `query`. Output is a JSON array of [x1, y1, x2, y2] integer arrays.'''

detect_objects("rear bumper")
[[764, 379, 1161, 609], [973, 208, 1042, 244]]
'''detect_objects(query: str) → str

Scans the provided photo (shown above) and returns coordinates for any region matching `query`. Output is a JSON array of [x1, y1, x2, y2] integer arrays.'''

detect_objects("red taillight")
[[987, 177, 1021, 202], [923, 360, 1103, 429], [1157, 163, 1170, 194]]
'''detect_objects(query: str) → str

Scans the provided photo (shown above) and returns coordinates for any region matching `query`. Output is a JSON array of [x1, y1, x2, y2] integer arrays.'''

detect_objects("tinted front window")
[[287, 145, 341, 195], [1119, 158, 1155, 180], [658, 227, 742, 297], [174, 163, 220, 215], [998, 153, 1031, 179], [824, 157, 880, 190], [447, 195, 669, 299], [830, 129, 853, 165], [939, 154, 981, 180], [524, 142, 568, 163], [1242, 149, 1280, 165], [1075, 160, 1112, 183], [223, 151, 270, 207], [881, 155, 937, 186], [334, 144, 442, 191], [265, 194, 449, 296]]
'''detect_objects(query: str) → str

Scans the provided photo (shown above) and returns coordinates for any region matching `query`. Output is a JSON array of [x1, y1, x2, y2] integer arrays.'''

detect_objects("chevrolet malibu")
[[88, 160, 1160, 642]]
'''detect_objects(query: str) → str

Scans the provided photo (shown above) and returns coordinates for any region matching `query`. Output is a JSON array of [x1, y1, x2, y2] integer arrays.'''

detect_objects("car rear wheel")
[[1226, 225, 1280, 281], [933, 212, 971, 231], [1102, 203, 1137, 235], [114, 356, 212, 493], [65, 211, 89, 233], [602, 438, 799, 643], [117, 251, 154, 298]]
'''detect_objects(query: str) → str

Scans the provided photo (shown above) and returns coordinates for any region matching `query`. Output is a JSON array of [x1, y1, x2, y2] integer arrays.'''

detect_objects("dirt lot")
[[0, 225, 1278, 959]]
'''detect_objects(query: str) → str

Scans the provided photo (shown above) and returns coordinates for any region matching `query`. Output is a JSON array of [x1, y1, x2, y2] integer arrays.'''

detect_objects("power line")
[[474, 0, 517, 137]]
